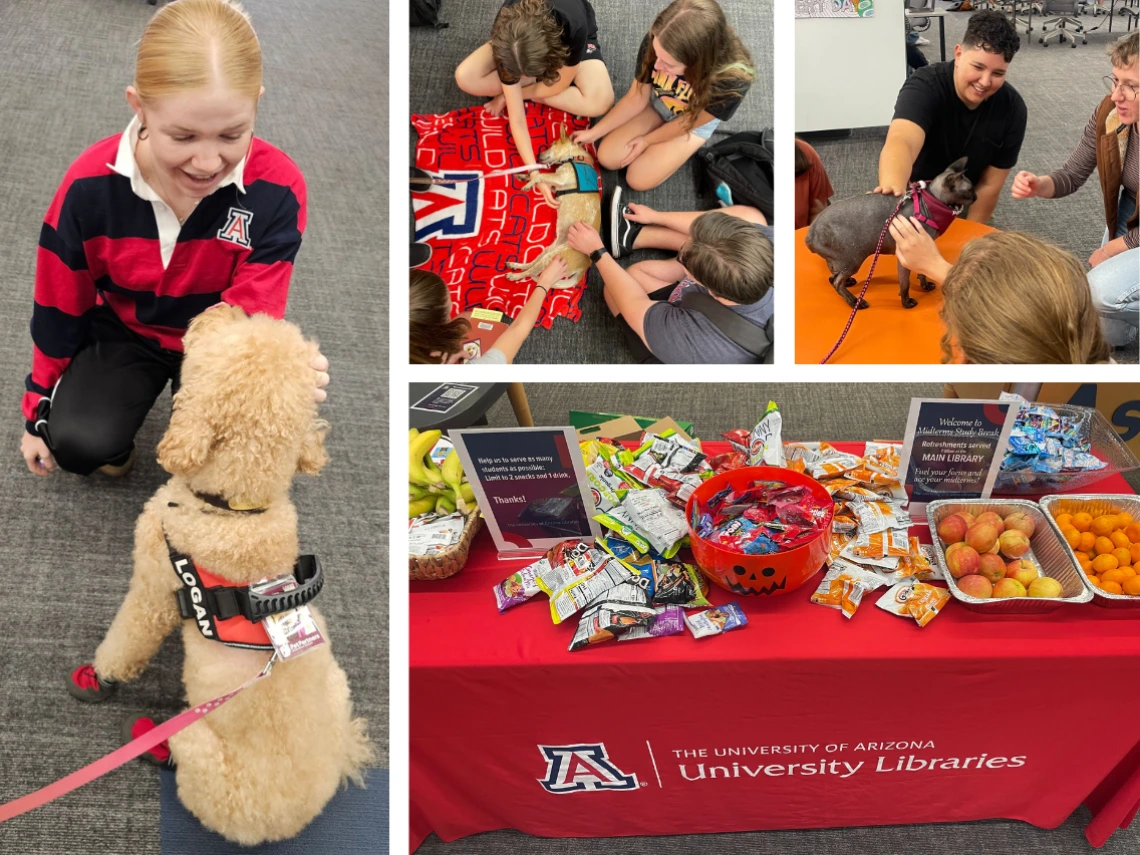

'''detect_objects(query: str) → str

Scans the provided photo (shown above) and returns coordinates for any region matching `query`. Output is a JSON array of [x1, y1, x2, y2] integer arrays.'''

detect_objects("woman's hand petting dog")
[[567, 221, 606, 257], [619, 136, 648, 169], [534, 179, 559, 209], [871, 184, 905, 197], [21, 431, 56, 476], [889, 215, 952, 284], [570, 127, 601, 146], [311, 350, 330, 403], [536, 256, 573, 290]]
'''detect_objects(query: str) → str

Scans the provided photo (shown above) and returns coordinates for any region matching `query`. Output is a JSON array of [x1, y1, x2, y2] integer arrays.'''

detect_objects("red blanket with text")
[[411, 105, 596, 328]]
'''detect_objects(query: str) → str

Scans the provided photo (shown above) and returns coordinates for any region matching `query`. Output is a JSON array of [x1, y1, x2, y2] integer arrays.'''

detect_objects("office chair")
[[1040, 0, 1088, 45]]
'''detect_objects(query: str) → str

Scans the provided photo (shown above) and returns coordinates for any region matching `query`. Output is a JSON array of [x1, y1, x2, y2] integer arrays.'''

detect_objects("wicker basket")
[[409, 510, 484, 581]]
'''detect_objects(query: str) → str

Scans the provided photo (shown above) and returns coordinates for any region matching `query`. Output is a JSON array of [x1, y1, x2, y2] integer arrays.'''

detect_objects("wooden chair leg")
[[507, 383, 534, 427]]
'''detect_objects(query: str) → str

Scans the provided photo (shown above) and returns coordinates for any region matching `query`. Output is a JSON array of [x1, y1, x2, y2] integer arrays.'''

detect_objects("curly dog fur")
[[89, 306, 374, 845]]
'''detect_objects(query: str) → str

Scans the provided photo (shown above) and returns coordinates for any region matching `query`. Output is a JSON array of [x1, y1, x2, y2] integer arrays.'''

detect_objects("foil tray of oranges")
[[1040, 495, 1140, 608]]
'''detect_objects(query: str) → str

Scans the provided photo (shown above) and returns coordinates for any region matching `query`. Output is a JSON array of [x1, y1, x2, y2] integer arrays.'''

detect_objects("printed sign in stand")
[[898, 398, 1019, 519], [450, 427, 599, 559]]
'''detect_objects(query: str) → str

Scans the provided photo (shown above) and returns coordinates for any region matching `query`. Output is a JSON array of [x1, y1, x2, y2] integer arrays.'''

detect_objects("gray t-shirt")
[[641, 224, 774, 364]]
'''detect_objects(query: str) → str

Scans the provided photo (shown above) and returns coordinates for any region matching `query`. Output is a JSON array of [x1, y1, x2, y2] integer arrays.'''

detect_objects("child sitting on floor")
[[567, 209, 773, 364]]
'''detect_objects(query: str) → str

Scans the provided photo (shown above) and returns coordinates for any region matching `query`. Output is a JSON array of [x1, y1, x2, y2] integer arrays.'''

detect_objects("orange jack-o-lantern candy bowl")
[[686, 466, 834, 597]]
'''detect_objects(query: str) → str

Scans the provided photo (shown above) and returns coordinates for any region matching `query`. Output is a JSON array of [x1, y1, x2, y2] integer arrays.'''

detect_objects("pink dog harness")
[[908, 180, 961, 235]]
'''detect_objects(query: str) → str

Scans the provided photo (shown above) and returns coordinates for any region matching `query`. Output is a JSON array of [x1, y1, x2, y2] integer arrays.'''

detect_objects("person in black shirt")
[[455, 0, 614, 209], [571, 0, 754, 191], [875, 11, 1026, 224]]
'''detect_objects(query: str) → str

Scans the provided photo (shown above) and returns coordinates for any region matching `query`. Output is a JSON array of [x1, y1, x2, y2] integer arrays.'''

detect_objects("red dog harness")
[[166, 536, 324, 651], [908, 180, 961, 235]]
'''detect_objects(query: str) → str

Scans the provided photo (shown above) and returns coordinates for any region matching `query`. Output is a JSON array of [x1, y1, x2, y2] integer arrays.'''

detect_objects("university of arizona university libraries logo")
[[413, 172, 483, 242], [537, 744, 639, 794], [217, 207, 253, 248]]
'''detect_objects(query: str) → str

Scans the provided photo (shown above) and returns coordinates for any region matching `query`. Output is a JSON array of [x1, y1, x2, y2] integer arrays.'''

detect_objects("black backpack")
[[411, 0, 448, 28], [697, 129, 774, 223]]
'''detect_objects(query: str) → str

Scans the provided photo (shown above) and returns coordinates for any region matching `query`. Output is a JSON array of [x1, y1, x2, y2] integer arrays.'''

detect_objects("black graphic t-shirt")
[[634, 34, 750, 123], [498, 0, 597, 68], [893, 61, 1027, 185]]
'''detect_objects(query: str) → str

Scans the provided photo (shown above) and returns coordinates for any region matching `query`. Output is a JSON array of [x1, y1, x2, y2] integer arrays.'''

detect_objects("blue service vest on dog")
[[555, 162, 599, 196]]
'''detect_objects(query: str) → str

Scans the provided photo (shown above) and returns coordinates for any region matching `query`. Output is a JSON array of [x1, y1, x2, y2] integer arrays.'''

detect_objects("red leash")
[[819, 193, 910, 365]]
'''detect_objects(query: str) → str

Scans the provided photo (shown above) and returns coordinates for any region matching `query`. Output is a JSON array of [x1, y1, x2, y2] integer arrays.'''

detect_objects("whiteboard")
[[795, 1, 905, 132]]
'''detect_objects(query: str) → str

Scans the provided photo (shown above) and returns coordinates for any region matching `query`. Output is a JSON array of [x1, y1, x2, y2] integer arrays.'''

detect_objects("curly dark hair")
[[491, 0, 569, 87], [963, 10, 1021, 62]]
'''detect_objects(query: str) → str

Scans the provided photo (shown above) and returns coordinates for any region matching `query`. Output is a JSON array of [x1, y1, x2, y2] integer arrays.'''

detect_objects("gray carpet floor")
[[409, 381, 1140, 853], [409, 0, 773, 363], [800, 1, 1139, 364], [0, 2, 387, 854]]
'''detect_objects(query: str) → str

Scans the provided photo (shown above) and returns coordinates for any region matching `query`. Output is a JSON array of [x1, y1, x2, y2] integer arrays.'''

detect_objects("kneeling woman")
[[572, 0, 754, 191], [21, 0, 326, 478]]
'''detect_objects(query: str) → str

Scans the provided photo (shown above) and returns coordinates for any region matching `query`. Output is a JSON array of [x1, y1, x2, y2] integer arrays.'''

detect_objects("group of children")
[[410, 0, 774, 365]]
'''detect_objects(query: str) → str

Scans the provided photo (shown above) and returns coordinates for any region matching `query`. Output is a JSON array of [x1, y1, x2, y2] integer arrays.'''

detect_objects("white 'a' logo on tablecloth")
[[537, 744, 639, 793]]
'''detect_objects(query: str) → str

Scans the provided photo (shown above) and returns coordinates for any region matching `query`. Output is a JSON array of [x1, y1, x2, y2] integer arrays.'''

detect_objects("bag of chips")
[[809, 560, 888, 618], [568, 584, 656, 651], [618, 604, 687, 642], [684, 603, 748, 638]]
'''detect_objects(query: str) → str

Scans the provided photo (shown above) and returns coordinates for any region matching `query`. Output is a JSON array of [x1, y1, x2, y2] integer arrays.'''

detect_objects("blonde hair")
[[135, 0, 262, 103], [940, 232, 1110, 364], [1108, 30, 1138, 68]]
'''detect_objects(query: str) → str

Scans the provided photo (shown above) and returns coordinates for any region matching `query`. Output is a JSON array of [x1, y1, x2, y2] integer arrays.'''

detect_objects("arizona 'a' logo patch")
[[412, 172, 483, 242], [217, 207, 254, 248], [537, 744, 639, 794]]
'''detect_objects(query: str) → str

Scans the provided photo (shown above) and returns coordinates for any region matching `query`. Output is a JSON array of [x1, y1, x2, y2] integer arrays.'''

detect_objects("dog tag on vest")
[[250, 575, 327, 661]]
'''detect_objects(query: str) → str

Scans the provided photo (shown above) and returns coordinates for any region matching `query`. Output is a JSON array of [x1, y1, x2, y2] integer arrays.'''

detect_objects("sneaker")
[[610, 201, 644, 260], [122, 715, 175, 768], [915, 36, 930, 45], [67, 664, 117, 703], [99, 448, 135, 478]]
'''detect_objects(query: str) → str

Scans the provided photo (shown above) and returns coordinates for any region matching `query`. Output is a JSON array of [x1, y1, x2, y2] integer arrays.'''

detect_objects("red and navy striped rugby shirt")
[[24, 124, 306, 434]]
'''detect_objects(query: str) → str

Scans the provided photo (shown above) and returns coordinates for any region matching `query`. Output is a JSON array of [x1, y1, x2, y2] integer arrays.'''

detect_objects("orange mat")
[[795, 219, 996, 364]]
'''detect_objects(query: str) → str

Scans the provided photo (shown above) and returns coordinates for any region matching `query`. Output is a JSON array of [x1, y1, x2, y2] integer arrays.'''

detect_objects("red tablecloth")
[[411, 442, 1140, 852]]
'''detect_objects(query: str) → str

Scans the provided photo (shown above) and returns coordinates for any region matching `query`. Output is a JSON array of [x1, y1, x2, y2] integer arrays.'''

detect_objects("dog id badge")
[[249, 575, 326, 661]]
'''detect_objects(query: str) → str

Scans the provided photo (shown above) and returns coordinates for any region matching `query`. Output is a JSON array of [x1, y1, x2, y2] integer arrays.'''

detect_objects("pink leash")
[[819, 193, 911, 365], [0, 655, 275, 824]]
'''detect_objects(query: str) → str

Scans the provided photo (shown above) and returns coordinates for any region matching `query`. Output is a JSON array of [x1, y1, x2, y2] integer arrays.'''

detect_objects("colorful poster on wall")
[[795, 0, 874, 17]]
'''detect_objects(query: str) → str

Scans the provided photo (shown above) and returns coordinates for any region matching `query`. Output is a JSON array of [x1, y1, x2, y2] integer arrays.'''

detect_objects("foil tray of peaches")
[[926, 499, 1092, 614], [1039, 494, 1140, 609]]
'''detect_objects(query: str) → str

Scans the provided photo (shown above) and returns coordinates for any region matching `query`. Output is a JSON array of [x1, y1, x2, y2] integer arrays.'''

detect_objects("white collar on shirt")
[[105, 116, 249, 270], [106, 114, 248, 200]]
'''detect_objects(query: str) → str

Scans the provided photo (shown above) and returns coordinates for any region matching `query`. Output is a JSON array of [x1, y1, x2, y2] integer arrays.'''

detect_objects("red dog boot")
[[67, 664, 117, 703], [122, 716, 175, 768]]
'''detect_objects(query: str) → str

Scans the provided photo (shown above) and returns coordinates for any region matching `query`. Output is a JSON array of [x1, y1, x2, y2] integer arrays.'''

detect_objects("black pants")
[[39, 308, 182, 475], [614, 284, 674, 364]]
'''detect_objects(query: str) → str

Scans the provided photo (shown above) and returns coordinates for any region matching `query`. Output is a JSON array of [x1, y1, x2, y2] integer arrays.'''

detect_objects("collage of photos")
[[0, 1, 1137, 855]]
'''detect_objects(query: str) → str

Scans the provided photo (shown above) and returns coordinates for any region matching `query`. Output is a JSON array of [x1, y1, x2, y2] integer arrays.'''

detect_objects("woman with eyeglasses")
[[1011, 31, 1138, 350]]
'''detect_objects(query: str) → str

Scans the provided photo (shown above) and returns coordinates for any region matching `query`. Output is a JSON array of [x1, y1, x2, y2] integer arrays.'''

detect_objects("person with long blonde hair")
[[571, 0, 754, 191], [20, 0, 327, 482], [889, 222, 1111, 364]]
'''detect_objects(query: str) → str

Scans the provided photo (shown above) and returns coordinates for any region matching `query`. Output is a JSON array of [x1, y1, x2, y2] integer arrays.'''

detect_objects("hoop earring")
[[138, 125, 149, 140]]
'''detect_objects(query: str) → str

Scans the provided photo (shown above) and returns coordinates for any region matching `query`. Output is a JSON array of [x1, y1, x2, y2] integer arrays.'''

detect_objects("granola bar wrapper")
[[684, 602, 748, 638], [492, 556, 551, 613], [809, 559, 888, 618]]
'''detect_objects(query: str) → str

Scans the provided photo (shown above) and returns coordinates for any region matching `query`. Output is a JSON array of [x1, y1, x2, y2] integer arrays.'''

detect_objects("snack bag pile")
[[995, 393, 1106, 490]]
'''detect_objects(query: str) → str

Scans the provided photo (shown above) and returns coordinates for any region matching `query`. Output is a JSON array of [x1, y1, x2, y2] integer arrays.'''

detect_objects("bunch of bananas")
[[409, 428, 477, 519]]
